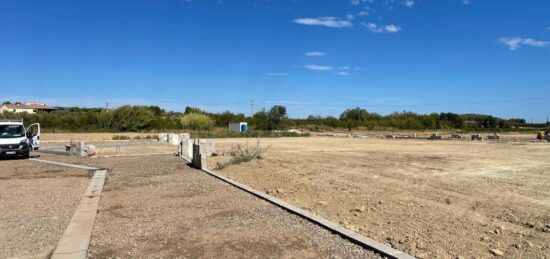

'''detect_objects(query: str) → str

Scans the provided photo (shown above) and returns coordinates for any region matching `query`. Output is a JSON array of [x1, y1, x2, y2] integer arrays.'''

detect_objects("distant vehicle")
[[0, 120, 40, 159]]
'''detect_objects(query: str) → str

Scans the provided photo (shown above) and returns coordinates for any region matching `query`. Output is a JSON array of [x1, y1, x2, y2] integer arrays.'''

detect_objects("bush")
[[112, 135, 131, 140], [180, 113, 215, 131], [215, 141, 270, 169]]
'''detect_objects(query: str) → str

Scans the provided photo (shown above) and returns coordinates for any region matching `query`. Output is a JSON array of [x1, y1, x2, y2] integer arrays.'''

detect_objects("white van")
[[0, 120, 40, 159]]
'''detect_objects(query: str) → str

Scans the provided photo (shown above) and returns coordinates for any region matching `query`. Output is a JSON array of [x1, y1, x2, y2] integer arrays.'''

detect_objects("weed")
[[215, 140, 270, 170]]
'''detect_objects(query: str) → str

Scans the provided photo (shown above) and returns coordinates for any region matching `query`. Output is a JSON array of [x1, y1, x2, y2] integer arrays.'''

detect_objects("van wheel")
[[23, 150, 30, 159]]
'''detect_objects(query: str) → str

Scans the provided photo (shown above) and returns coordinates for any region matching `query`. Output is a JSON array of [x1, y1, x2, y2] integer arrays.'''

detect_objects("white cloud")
[[351, 0, 361, 5], [403, 0, 415, 7], [462, 0, 471, 5], [499, 37, 549, 50], [336, 71, 350, 76], [305, 51, 325, 57], [363, 22, 401, 33], [337, 66, 350, 70], [384, 24, 401, 33], [345, 14, 355, 20], [293, 17, 353, 28], [267, 72, 288, 76], [522, 38, 550, 47], [305, 64, 333, 71]]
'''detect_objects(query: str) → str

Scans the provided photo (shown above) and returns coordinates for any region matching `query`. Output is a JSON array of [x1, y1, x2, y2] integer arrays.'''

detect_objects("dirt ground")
[[36, 153, 381, 258], [0, 158, 90, 258], [41, 133, 160, 143], [211, 136, 550, 258]]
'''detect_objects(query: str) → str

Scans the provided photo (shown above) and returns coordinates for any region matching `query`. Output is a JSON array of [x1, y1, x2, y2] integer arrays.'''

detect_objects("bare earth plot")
[[212, 136, 550, 259], [37, 153, 381, 258], [0, 159, 90, 258]]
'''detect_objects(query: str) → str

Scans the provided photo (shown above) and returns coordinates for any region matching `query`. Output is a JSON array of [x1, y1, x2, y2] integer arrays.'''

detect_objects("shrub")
[[180, 113, 215, 131], [215, 141, 270, 169], [112, 135, 131, 140]]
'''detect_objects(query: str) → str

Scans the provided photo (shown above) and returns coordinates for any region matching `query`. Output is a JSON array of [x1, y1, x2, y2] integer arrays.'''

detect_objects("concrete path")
[[50, 170, 106, 259]]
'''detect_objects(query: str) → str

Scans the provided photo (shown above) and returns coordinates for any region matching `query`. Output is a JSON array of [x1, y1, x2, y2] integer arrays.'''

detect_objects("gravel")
[[0, 158, 90, 258], [36, 154, 382, 258]]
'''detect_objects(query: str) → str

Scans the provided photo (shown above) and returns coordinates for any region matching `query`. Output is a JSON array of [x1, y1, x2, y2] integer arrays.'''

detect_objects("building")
[[0, 103, 58, 114], [229, 122, 248, 132]]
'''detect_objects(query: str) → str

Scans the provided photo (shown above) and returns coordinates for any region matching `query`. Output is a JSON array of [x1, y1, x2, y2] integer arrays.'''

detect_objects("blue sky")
[[0, 0, 549, 121]]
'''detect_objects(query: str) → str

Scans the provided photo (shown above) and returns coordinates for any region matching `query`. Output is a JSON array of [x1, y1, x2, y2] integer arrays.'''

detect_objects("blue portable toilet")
[[229, 122, 248, 132]]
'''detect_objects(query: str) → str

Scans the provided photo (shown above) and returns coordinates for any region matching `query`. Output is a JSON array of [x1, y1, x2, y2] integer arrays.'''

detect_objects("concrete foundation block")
[[178, 133, 190, 140], [168, 133, 180, 145], [471, 134, 483, 141], [487, 133, 500, 140], [429, 133, 442, 140], [198, 139, 216, 156], [192, 142, 209, 170], [70, 142, 87, 157], [158, 133, 169, 143]]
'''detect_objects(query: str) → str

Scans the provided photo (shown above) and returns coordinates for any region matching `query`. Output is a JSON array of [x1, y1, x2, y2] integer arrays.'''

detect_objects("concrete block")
[[178, 133, 190, 140], [471, 134, 483, 141], [192, 142, 210, 170], [158, 133, 169, 143], [429, 133, 442, 140], [69, 142, 87, 157], [179, 138, 193, 158], [198, 139, 216, 156], [487, 133, 500, 140]]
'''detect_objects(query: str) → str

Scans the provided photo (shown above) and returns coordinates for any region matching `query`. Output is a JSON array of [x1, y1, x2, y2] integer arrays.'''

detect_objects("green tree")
[[267, 105, 288, 130], [180, 113, 215, 131], [111, 106, 155, 131]]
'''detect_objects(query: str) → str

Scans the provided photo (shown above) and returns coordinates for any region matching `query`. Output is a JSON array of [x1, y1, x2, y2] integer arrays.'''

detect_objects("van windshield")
[[0, 125, 25, 138]]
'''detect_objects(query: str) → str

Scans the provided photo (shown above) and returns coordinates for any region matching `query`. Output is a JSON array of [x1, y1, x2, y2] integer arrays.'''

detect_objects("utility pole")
[[250, 100, 255, 116]]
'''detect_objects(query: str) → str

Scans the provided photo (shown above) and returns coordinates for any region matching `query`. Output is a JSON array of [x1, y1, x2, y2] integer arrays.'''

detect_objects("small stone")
[[351, 206, 366, 213], [514, 243, 522, 249], [527, 241, 533, 247], [317, 201, 327, 206], [489, 248, 504, 256]]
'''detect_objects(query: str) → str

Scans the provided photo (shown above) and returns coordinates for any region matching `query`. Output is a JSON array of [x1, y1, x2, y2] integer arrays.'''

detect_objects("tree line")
[[0, 102, 543, 132]]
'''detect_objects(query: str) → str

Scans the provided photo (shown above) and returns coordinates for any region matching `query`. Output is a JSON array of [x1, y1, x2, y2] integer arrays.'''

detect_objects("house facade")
[[0, 103, 58, 114]]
